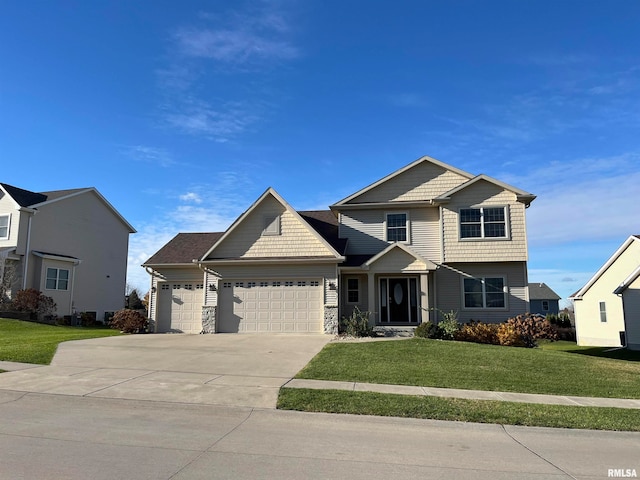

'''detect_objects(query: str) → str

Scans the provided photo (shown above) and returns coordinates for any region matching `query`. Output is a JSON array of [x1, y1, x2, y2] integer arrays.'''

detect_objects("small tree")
[[127, 289, 144, 310]]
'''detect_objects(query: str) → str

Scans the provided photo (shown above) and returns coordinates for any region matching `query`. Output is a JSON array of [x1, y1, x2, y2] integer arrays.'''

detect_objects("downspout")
[[20, 207, 37, 289], [69, 260, 81, 316], [144, 266, 166, 324]]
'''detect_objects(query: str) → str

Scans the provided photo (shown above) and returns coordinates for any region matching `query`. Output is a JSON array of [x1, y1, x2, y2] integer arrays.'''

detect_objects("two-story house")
[[0, 183, 136, 321], [144, 156, 535, 334]]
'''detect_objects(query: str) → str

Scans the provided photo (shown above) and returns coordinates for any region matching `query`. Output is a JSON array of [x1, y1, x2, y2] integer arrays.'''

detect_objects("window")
[[542, 300, 549, 311], [223, 282, 232, 288], [599, 302, 607, 322], [0, 214, 9, 239], [386, 213, 408, 242], [347, 278, 359, 303], [263, 215, 281, 236], [297, 281, 306, 287], [463, 277, 506, 308], [460, 207, 507, 239], [46, 268, 69, 291]]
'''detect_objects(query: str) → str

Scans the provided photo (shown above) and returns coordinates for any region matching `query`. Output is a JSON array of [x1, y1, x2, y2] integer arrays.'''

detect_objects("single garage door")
[[217, 279, 323, 333], [156, 282, 204, 334]]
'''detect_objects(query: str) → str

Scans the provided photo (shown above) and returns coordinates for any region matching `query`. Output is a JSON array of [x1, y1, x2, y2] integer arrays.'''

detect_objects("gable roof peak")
[[331, 155, 475, 207]]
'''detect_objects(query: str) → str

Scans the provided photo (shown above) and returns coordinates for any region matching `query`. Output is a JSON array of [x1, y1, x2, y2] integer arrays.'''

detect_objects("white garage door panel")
[[156, 283, 203, 334], [218, 279, 323, 333]]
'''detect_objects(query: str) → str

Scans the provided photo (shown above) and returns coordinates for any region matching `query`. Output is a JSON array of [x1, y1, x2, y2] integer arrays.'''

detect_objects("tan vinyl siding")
[[0, 195, 21, 247], [340, 211, 387, 254], [341, 207, 441, 260], [435, 262, 528, 323], [210, 194, 334, 259], [351, 162, 469, 203], [574, 241, 640, 347], [442, 180, 528, 262], [367, 248, 427, 273]]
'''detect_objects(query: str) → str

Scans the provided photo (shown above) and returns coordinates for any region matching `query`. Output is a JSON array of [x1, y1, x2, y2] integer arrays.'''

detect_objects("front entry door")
[[379, 277, 419, 324]]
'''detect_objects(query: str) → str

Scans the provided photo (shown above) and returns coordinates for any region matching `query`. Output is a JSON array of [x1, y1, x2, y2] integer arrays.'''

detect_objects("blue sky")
[[2, 1, 639, 305]]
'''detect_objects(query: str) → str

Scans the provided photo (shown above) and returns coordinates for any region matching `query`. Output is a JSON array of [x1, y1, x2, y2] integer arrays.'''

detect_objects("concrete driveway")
[[0, 334, 331, 408]]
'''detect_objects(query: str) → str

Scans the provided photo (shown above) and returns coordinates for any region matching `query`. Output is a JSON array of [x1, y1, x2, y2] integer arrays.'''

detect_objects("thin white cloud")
[[163, 99, 261, 142], [510, 153, 640, 246], [124, 145, 176, 167], [179, 192, 202, 203], [127, 175, 257, 292]]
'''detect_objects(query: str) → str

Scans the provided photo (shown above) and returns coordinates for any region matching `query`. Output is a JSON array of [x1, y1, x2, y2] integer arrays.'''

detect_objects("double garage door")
[[157, 279, 323, 334], [218, 279, 323, 333]]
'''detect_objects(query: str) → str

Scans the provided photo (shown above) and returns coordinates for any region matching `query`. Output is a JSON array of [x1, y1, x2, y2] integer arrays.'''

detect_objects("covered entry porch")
[[339, 243, 437, 327]]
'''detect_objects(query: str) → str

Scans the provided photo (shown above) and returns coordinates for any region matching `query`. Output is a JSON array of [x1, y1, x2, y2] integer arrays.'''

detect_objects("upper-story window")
[[0, 214, 9, 239], [46, 268, 69, 291], [460, 207, 507, 239], [386, 212, 409, 242]]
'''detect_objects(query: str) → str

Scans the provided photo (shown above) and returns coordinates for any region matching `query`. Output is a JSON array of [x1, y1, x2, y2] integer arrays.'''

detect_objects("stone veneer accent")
[[324, 305, 339, 334], [201, 306, 217, 334]]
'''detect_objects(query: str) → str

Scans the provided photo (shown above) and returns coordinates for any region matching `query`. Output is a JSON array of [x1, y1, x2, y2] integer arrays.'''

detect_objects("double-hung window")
[[463, 277, 506, 309], [599, 302, 607, 322], [386, 213, 409, 242], [347, 278, 359, 303], [0, 214, 9, 239], [46, 268, 69, 291], [460, 207, 507, 239]]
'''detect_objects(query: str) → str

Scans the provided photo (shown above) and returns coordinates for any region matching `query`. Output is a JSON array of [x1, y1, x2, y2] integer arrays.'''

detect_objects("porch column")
[[367, 272, 376, 325], [420, 272, 429, 324]]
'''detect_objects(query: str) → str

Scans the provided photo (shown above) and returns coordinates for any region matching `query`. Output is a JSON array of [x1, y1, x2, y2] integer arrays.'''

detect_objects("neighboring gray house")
[[528, 283, 561, 315], [0, 183, 136, 321], [144, 155, 536, 334]]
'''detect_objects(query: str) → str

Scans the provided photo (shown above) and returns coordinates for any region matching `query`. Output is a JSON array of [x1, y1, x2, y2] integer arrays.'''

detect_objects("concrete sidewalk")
[[283, 378, 640, 409]]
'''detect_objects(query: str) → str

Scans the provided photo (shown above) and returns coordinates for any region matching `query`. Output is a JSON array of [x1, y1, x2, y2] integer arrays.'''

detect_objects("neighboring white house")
[[571, 235, 640, 348], [143, 155, 536, 334], [0, 183, 136, 321]]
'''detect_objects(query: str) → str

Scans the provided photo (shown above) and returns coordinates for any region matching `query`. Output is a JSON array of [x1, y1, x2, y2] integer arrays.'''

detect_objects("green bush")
[[414, 321, 442, 339], [437, 310, 460, 340], [110, 309, 148, 334], [340, 307, 376, 337]]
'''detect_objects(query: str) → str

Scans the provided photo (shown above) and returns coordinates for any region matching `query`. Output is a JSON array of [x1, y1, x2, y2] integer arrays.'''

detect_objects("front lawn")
[[278, 388, 640, 431], [295, 339, 640, 399], [0, 318, 121, 365], [279, 339, 640, 431]]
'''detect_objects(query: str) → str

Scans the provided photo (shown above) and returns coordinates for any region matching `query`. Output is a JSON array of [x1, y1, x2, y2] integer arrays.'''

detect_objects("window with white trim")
[[460, 207, 507, 239], [599, 302, 607, 322], [463, 277, 506, 308], [386, 212, 409, 242], [0, 214, 9, 239], [46, 268, 69, 291]]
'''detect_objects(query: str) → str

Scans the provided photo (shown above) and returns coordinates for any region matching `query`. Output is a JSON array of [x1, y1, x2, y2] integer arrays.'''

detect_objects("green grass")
[[0, 318, 121, 364], [278, 388, 640, 431], [295, 339, 640, 399]]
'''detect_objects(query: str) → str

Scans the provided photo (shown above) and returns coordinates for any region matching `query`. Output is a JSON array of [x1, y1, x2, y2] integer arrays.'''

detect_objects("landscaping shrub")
[[340, 307, 376, 337], [414, 321, 442, 339], [437, 310, 460, 340], [110, 309, 148, 334], [496, 323, 526, 347], [11, 289, 56, 319], [506, 313, 558, 346], [454, 321, 499, 345]]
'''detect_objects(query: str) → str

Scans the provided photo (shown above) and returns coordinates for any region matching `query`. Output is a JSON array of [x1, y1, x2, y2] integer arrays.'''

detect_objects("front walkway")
[[284, 379, 640, 409]]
